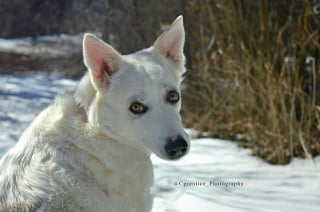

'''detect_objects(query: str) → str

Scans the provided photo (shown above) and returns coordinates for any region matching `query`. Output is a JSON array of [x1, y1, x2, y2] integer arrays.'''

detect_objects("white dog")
[[0, 16, 189, 211]]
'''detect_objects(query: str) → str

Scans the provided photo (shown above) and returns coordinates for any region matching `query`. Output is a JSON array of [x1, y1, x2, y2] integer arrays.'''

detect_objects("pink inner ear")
[[159, 29, 184, 65], [87, 45, 113, 81], [90, 53, 104, 81], [94, 61, 112, 81], [166, 51, 182, 64]]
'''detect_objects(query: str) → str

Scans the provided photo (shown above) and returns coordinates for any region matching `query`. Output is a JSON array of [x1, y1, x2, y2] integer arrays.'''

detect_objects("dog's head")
[[79, 16, 189, 160]]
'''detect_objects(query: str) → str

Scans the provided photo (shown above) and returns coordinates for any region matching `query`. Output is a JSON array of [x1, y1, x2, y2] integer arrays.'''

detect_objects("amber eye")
[[167, 90, 180, 104], [129, 102, 148, 114]]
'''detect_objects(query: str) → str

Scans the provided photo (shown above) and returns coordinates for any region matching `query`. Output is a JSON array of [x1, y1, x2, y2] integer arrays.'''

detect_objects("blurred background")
[[0, 0, 319, 165]]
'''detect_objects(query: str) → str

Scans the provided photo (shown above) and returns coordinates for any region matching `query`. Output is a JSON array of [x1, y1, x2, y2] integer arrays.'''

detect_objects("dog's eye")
[[129, 102, 148, 114], [166, 90, 180, 104]]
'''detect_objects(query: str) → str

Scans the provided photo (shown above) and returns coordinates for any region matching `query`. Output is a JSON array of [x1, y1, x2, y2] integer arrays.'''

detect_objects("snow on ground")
[[0, 34, 84, 51], [0, 74, 76, 154], [152, 138, 320, 212], [0, 74, 319, 212]]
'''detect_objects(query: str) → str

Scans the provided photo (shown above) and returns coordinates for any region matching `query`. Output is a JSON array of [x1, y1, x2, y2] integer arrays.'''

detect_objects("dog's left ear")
[[83, 33, 121, 89], [153, 15, 185, 67]]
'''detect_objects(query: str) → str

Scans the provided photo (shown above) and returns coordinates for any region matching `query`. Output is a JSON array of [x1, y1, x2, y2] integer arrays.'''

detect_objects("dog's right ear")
[[83, 33, 121, 89], [153, 15, 185, 67]]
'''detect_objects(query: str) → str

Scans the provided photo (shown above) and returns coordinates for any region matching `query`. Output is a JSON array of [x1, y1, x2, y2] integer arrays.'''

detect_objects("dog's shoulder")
[[0, 93, 84, 204]]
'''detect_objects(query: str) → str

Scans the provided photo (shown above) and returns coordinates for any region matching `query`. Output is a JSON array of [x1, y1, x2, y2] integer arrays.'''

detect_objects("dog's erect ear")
[[153, 15, 185, 66], [83, 33, 121, 88]]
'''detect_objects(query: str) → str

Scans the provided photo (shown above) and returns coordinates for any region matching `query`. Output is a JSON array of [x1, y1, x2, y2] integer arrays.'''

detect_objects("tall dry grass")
[[182, 0, 320, 164]]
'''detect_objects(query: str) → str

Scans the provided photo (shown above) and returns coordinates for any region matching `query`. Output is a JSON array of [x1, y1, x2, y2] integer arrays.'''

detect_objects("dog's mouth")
[[165, 145, 188, 160], [157, 148, 189, 161]]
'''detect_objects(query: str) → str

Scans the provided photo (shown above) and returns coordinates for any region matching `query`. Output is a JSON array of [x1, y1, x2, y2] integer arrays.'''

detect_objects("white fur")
[[0, 16, 189, 211]]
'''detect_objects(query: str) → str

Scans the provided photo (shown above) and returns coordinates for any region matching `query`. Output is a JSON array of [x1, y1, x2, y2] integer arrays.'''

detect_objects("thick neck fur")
[[74, 74, 96, 113]]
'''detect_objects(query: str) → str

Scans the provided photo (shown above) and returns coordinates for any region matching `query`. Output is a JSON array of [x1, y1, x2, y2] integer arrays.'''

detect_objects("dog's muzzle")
[[165, 135, 188, 160]]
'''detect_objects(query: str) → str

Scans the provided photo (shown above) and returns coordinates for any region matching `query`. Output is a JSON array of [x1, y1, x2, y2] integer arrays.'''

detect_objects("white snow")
[[0, 38, 32, 49], [0, 74, 319, 212], [0, 34, 85, 50], [152, 138, 320, 211]]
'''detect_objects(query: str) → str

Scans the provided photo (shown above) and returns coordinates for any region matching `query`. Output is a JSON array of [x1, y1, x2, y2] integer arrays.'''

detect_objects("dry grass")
[[181, 0, 320, 164]]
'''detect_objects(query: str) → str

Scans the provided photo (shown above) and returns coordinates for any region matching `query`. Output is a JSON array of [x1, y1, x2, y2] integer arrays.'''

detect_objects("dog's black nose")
[[165, 135, 188, 160]]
